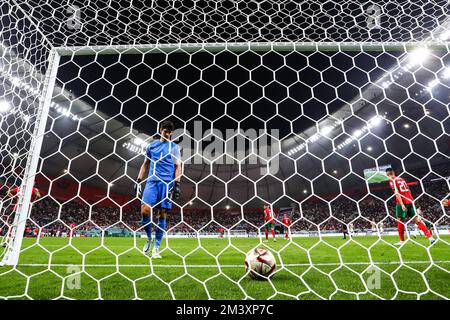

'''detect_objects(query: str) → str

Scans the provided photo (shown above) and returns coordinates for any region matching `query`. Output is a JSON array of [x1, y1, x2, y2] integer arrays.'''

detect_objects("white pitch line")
[[14, 261, 450, 268]]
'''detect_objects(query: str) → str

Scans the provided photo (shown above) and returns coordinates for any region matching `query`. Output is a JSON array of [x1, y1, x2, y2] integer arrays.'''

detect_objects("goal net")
[[0, 0, 449, 300]]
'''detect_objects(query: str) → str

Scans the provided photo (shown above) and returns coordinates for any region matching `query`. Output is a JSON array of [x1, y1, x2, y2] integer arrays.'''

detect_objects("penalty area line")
[[14, 260, 450, 268]]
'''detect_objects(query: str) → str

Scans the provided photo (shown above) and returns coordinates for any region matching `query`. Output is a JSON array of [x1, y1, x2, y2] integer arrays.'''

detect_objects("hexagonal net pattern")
[[0, 1, 450, 300]]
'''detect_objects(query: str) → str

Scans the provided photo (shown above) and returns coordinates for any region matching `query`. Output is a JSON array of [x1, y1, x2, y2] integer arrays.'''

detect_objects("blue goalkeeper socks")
[[154, 217, 166, 249], [141, 215, 152, 241]]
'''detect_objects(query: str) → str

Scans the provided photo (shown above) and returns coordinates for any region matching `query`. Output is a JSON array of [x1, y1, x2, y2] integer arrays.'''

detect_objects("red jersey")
[[264, 207, 274, 223], [12, 187, 40, 203], [389, 177, 414, 205], [282, 217, 291, 227], [11, 187, 40, 211]]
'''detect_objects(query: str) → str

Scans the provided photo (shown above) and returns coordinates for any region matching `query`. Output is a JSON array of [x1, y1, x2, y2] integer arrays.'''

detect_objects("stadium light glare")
[[303, 189, 308, 194], [366, 146, 373, 151], [225, 205, 230, 210], [352, 129, 363, 138], [0, 100, 11, 112], [427, 79, 439, 91], [408, 47, 430, 66], [403, 64, 412, 71], [134, 137, 144, 146], [11, 77, 21, 86], [403, 123, 410, 129], [368, 116, 383, 127], [442, 67, 450, 79], [333, 170, 338, 174], [440, 30, 450, 40], [320, 126, 333, 136]]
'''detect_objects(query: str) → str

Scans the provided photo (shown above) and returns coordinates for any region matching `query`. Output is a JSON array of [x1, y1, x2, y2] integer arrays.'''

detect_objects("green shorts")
[[265, 222, 275, 230], [395, 204, 416, 219]]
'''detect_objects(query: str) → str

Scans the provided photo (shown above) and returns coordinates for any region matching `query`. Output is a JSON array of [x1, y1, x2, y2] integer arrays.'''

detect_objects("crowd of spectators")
[[1, 168, 449, 237]]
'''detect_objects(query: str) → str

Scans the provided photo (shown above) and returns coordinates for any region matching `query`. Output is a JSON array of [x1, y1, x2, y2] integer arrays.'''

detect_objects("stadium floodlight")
[[427, 79, 439, 91], [309, 134, 320, 142], [134, 137, 144, 146], [368, 115, 383, 127], [225, 205, 230, 210], [320, 126, 333, 136], [352, 129, 363, 138], [440, 30, 450, 40], [408, 47, 431, 66], [0, 100, 10, 112], [442, 67, 450, 79], [366, 146, 373, 151], [10, 77, 21, 87]]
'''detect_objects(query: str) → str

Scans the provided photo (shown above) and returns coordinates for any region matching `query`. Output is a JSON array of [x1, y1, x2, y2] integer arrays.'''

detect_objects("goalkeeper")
[[135, 120, 182, 258]]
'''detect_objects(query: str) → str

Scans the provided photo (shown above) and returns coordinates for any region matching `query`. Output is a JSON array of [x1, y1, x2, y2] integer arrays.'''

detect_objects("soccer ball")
[[245, 247, 276, 280]]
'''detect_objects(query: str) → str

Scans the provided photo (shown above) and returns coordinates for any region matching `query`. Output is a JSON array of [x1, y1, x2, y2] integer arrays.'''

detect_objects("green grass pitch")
[[0, 235, 449, 300]]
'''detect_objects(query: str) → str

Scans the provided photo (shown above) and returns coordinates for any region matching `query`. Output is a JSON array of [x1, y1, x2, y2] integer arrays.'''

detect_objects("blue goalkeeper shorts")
[[142, 180, 173, 209]]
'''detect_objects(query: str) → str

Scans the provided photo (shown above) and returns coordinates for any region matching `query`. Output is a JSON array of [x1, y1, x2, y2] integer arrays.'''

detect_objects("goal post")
[[0, 49, 60, 266]]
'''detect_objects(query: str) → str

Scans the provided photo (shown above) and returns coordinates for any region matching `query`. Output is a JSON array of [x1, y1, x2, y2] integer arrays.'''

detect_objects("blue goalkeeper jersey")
[[146, 140, 181, 182]]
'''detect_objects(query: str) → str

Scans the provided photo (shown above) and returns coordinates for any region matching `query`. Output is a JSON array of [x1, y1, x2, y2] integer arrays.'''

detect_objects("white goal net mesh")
[[0, 0, 449, 300]]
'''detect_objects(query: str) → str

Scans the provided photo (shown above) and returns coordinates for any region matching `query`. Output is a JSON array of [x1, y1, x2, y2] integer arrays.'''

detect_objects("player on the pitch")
[[342, 223, 349, 239], [385, 168, 435, 246], [263, 204, 276, 242], [370, 219, 377, 235], [412, 206, 433, 239], [348, 222, 354, 236], [281, 213, 291, 240], [135, 120, 182, 258], [2, 184, 41, 247], [379, 221, 384, 234]]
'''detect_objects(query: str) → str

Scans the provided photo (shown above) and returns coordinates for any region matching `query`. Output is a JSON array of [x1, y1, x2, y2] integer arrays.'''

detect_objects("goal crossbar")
[[55, 41, 450, 56]]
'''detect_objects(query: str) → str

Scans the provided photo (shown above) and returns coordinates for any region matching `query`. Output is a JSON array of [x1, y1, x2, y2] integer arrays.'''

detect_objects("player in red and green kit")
[[386, 168, 435, 246], [281, 214, 291, 240], [2, 184, 41, 247], [263, 204, 276, 242]]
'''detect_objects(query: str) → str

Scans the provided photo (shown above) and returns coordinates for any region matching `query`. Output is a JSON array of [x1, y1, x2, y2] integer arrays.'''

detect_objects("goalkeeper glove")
[[172, 181, 181, 200], [134, 178, 143, 200]]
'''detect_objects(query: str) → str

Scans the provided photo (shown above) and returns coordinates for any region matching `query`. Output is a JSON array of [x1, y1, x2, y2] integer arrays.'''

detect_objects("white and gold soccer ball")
[[245, 247, 276, 280]]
